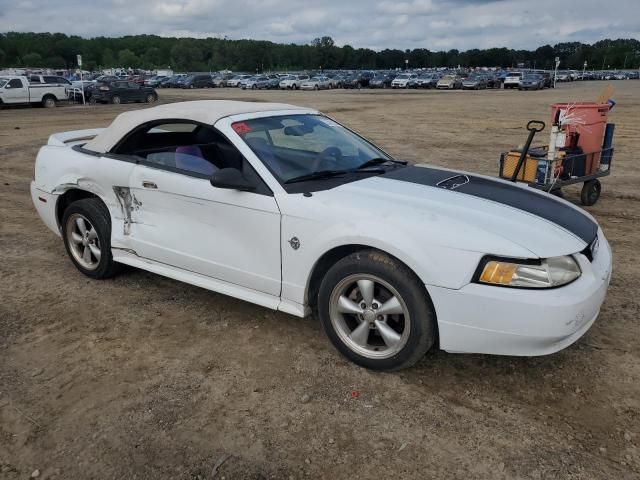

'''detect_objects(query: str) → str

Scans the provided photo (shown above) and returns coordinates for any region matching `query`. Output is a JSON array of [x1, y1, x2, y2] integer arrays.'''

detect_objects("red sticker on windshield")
[[232, 122, 252, 135]]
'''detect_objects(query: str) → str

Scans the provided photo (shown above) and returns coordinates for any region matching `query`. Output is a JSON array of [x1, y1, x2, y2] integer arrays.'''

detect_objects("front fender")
[[280, 216, 487, 307]]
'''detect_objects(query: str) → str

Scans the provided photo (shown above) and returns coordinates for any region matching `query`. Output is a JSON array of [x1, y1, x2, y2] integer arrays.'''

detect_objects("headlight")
[[476, 255, 581, 288]]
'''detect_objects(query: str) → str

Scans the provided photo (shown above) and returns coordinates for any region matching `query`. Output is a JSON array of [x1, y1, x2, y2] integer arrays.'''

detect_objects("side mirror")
[[210, 168, 256, 192]]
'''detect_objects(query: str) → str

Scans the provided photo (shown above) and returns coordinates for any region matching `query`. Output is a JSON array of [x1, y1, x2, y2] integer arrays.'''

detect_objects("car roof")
[[84, 100, 310, 153]]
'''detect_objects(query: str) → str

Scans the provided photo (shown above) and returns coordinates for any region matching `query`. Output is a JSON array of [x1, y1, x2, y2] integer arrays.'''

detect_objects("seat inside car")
[[174, 145, 217, 175]]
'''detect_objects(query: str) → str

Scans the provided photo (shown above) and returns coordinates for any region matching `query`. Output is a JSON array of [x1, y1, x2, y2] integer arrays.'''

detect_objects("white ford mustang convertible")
[[31, 100, 612, 370]]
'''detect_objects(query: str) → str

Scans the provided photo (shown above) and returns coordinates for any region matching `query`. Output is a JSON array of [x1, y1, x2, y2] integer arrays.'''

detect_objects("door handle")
[[142, 181, 157, 189]]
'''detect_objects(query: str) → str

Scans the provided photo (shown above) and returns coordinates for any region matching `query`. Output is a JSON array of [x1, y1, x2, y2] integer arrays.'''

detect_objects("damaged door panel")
[[113, 186, 143, 235], [126, 164, 282, 296]]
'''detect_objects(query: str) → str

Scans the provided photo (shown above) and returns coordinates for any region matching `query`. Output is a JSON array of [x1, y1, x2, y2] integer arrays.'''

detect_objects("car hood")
[[301, 165, 596, 259]]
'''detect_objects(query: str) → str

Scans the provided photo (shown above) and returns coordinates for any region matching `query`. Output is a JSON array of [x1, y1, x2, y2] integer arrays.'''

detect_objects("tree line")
[[1, 32, 638, 72]]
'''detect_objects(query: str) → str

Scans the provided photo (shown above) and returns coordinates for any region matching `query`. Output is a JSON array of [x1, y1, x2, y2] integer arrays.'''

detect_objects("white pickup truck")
[[0, 75, 71, 108]]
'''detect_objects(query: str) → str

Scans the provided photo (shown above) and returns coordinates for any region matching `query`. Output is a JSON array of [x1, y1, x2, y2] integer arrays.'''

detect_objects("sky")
[[1, 0, 638, 51]]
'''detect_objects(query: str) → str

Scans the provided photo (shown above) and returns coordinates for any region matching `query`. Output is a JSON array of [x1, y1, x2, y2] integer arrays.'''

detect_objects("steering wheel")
[[311, 146, 343, 171]]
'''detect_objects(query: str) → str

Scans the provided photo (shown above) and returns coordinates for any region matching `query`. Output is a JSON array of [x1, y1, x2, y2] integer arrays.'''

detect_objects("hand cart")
[[498, 120, 614, 206]]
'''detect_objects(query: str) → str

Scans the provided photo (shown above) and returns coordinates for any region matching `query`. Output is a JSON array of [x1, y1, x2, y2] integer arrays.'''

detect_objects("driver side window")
[[113, 121, 271, 194]]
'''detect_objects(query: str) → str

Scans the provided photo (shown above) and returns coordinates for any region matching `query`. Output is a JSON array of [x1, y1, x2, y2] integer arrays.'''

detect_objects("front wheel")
[[146, 93, 156, 103], [111, 95, 121, 104], [61, 198, 119, 279], [318, 250, 437, 370]]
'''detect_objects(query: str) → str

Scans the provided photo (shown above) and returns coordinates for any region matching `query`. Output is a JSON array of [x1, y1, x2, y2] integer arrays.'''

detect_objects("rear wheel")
[[581, 179, 601, 206], [61, 198, 119, 279], [318, 250, 436, 371], [146, 93, 156, 103], [42, 96, 56, 108]]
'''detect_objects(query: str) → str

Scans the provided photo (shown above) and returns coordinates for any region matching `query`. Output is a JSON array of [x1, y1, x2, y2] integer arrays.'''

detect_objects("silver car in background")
[[279, 74, 310, 90], [300, 76, 331, 90]]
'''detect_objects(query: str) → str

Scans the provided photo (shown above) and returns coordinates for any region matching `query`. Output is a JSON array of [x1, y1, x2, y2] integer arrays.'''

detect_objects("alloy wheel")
[[329, 274, 410, 359], [65, 213, 101, 270]]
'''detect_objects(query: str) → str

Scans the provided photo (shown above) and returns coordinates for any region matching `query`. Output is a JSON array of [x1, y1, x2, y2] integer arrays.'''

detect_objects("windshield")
[[234, 114, 393, 183], [0, 78, 8, 88]]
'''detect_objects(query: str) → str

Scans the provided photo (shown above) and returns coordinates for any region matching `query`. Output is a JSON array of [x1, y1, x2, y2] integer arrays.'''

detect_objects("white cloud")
[[0, 0, 637, 50]]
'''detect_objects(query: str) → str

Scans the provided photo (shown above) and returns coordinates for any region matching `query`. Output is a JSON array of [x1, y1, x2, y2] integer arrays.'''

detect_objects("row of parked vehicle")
[[147, 69, 561, 92]]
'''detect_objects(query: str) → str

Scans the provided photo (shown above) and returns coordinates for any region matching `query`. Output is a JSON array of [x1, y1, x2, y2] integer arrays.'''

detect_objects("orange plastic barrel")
[[550, 102, 610, 174]]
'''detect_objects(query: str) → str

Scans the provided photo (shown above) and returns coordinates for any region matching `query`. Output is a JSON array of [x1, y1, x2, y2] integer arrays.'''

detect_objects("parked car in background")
[[485, 73, 501, 88], [181, 74, 214, 89], [242, 76, 270, 90], [279, 74, 309, 90], [163, 74, 188, 88], [89, 80, 157, 104], [158, 76, 174, 88], [95, 75, 120, 83], [227, 75, 251, 87], [300, 76, 331, 90], [503, 72, 523, 89], [519, 73, 545, 90], [212, 74, 233, 87], [238, 76, 254, 89], [0, 75, 69, 108], [436, 75, 462, 89], [31, 100, 612, 371], [411, 73, 439, 89], [327, 74, 345, 89], [341, 71, 372, 89], [227, 75, 252, 87], [265, 74, 281, 89], [67, 80, 95, 102], [391, 73, 418, 88], [145, 75, 167, 88], [461, 73, 488, 90], [369, 73, 395, 89]]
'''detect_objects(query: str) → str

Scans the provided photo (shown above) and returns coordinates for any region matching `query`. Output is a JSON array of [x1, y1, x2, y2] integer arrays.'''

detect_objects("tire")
[[61, 198, 119, 279], [292, 84, 297, 90], [111, 95, 121, 105], [146, 93, 156, 103], [252, 84, 257, 90], [581, 179, 601, 206], [318, 249, 437, 371], [42, 96, 56, 108]]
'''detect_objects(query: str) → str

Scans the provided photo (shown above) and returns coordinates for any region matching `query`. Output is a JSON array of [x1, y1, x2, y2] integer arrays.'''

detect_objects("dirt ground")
[[1, 82, 639, 480]]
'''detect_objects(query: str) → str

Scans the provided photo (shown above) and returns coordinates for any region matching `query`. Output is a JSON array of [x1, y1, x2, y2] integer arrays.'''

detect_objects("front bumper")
[[429, 230, 612, 356]]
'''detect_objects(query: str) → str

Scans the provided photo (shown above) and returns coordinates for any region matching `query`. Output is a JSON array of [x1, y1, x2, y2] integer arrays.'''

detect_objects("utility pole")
[[582, 61, 587, 80]]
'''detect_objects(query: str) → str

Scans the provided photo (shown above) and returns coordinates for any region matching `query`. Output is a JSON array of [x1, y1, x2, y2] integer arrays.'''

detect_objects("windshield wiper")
[[284, 170, 347, 184], [284, 167, 387, 184], [355, 157, 407, 170]]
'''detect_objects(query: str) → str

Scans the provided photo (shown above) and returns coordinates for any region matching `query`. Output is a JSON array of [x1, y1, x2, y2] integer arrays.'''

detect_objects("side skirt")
[[112, 249, 307, 317]]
